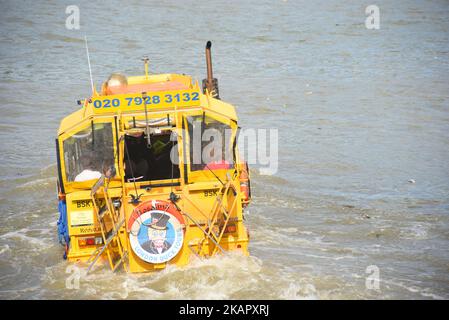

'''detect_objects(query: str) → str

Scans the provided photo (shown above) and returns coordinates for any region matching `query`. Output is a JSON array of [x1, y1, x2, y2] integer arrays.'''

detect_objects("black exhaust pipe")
[[202, 41, 220, 99]]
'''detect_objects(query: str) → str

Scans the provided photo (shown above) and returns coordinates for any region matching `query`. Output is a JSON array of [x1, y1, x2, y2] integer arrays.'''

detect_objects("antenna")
[[142, 56, 150, 79], [84, 35, 94, 95]]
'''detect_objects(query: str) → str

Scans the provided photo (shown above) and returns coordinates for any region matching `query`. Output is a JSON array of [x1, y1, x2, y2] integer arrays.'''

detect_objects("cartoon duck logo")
[[128, 204, 184, 264], [141, 212, 172, 254]]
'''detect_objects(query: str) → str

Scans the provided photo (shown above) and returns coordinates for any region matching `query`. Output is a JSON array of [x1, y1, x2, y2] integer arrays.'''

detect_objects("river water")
[[0, 0, 448, 299]]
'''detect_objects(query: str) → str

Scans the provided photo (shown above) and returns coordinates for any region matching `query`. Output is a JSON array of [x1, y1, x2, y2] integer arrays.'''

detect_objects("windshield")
[[123, 128, 180, 182]]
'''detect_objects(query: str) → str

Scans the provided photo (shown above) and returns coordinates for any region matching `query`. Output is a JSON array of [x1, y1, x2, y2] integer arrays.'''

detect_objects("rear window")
[[63, 122, 114, 182]]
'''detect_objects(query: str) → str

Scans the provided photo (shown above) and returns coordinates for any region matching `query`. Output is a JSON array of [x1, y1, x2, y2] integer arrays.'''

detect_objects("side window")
[[63, 122, 114, 182], [187, 115, 234, 171]]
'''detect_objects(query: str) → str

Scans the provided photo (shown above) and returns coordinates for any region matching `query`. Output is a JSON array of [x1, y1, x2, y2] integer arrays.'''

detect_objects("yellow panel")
[[91, 89, 201, 114]]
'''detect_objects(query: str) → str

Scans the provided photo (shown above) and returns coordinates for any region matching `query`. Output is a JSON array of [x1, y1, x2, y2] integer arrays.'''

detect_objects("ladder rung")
[[86, 247, 101, 265], [183, 211, 225, 254], [221, 207, 229, 218], [112, 251, 127, 272], [98, 205, 108, 219], [90, 175, 105, 195], [105, 219, 125, 244], [86, 219, 125, 274], [86, 248, 105, 274]]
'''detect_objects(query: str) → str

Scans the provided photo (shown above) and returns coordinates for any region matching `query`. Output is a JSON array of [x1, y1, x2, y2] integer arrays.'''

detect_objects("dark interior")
[[124, 132, 180, 182]]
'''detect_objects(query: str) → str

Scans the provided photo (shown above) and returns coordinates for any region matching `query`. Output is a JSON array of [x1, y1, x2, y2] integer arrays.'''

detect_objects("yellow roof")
[[57, 73, 237, 135]]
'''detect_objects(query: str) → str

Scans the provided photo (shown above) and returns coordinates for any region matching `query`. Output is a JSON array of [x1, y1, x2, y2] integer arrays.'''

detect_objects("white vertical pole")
[[84, 35, 94, 95]]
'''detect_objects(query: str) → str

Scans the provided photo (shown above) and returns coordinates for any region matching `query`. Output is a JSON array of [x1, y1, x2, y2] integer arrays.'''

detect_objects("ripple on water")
[[38, 252, 319, 300]]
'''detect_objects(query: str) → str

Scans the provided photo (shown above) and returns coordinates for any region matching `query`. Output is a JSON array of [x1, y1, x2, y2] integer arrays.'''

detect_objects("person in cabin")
[[124, 130, 155, 182], [74, 157, 102, 182], [148, 133, 177, 180], [102, 162, 116, 179]]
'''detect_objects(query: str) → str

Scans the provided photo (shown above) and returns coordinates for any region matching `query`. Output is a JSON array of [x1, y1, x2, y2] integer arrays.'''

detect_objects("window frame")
[[58, 116, 120, 192], [183, 110, 238, 184]]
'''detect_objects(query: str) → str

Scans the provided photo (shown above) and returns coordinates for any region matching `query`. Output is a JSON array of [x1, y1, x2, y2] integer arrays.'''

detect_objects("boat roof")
[[104, 80, 188, 95], [58, 73, 238, 135]]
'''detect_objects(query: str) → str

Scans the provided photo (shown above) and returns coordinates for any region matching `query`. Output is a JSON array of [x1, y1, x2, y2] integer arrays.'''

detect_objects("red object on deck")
[[206, 160, 231, 170]]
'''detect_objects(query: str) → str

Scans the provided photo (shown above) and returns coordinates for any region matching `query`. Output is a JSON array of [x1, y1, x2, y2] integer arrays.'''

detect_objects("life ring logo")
[[129, 209, 184, 264]]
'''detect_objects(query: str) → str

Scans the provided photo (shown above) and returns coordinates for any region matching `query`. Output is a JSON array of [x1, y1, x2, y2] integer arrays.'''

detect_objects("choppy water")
[[1, 0, 449, 299]]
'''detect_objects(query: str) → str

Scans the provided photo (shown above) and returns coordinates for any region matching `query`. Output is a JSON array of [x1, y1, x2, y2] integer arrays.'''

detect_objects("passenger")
[[149, 136, 174, 180], [102, 163, 116, 179], [74, 157, 102, 182]]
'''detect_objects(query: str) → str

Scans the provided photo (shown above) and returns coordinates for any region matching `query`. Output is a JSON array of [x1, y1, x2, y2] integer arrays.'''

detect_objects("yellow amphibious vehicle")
[[56, 42, 251, 273]]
